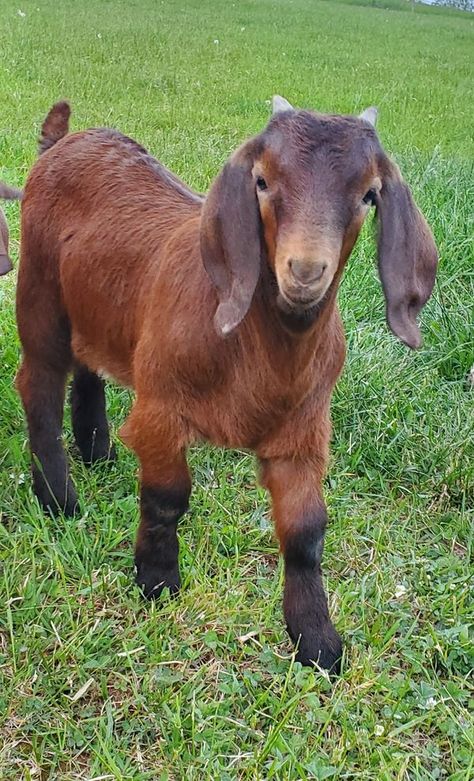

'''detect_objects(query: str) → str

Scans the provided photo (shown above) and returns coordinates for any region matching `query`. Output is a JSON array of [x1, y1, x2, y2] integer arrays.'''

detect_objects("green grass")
[[0, 0, 473, 778]]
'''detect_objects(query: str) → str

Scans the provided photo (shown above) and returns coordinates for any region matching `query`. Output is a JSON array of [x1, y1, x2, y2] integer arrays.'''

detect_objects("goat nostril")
[[289, 258, 327, 285]]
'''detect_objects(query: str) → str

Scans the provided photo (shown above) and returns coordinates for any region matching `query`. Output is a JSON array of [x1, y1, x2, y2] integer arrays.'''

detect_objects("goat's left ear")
[[376, 161, 438, 349], [200, 150, 261, 336]]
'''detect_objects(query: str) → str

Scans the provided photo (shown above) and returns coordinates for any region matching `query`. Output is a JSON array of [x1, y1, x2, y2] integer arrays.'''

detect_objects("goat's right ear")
[[200, 154, 262, 336]]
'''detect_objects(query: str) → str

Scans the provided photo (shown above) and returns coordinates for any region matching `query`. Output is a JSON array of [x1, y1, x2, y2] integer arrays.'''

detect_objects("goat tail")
[[39, 100, 71, 155], [0, 182, 22, 200]]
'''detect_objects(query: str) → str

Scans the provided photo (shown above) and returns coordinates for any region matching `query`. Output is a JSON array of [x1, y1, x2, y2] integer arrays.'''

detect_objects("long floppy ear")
[[376, 161, 438, 349], [200, 150, 262, 336]]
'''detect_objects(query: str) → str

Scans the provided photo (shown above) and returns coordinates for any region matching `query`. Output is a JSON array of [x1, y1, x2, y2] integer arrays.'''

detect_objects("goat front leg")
[[261, 458, 342, 673], [121, 403, 191, 599]]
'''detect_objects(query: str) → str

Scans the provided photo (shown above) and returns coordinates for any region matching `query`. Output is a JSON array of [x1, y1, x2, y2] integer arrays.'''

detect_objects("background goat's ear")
[[0, 216, 13, 275], [200, 157, 261, 336], [0, 255, 13, 275], [376, 162, 438, 349]]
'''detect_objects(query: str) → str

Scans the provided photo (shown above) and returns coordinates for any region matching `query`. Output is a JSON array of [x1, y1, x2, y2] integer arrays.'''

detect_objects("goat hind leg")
[[71, 363, 115, 464], [17, 358, 78, 516]]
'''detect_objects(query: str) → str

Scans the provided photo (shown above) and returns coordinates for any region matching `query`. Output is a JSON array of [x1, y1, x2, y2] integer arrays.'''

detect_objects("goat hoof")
[[136, 565, 180, 600], [289, 623, 343, 675], [34, 476, 79, 518], [79, 440, 117, 466], [44, 493, 80, 518]]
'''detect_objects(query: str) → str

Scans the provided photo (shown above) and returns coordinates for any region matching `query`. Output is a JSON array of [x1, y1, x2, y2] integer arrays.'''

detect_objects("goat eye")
[[256, 176, 268, 192], [362, 188, 377, 206]]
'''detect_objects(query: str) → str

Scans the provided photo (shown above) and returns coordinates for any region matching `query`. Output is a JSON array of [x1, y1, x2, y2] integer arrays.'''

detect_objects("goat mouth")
[[277, 288, 324, 313]]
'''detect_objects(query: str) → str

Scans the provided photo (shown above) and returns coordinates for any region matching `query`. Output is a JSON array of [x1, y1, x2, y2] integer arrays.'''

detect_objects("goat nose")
[[289, 258, 327, 285]]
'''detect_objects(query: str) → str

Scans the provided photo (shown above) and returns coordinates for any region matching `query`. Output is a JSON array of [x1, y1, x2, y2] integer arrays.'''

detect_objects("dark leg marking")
[[283, 507, 342, 674], [71, 364, 116, 464], [135, 485, 190, 600], [17, 360, 78, 517]]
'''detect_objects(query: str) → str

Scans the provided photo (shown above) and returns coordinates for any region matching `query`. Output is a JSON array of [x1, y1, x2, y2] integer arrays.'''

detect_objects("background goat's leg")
[[261, 458, 342, 673], [16, 358, 78, 516], [121, 403, 191, 599], [71, 363, 116, 464]]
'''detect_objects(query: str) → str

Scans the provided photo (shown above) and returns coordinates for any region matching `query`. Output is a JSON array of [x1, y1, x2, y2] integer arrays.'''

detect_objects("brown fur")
[[16, 102, 438, 672]]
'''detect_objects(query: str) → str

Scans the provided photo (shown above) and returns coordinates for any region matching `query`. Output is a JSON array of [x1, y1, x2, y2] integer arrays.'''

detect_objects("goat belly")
[[70, 333, 135, 388]]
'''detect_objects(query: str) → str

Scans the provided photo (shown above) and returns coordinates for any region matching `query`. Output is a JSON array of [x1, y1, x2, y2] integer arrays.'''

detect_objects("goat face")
[[255, 110, 380, 317], [201, 98, 438, 348]]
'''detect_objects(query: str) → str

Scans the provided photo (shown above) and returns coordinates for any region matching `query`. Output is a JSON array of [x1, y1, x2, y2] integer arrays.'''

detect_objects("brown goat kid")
[[17, 99, 438, 673], [0, 182, 22, 275]]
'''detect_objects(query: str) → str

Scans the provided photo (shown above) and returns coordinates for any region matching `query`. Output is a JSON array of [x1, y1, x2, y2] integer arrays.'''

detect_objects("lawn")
[[0, 0, 473, 778]]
